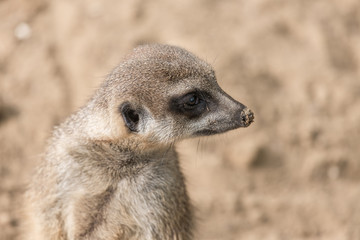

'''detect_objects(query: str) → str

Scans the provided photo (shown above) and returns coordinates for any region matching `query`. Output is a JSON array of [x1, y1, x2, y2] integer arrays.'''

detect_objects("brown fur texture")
[[25, 44, 254, 240]]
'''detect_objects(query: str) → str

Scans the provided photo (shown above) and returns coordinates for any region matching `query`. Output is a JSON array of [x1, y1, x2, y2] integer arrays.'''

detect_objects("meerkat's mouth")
[[195, 129, 220, 136]]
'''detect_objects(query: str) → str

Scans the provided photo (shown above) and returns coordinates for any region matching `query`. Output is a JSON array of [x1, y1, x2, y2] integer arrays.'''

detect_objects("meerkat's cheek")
[[146, 118, 180, 143], [185, 117, 217, 137]]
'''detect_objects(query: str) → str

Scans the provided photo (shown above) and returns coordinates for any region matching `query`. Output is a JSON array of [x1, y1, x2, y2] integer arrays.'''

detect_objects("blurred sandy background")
[[1, 0, 360, 239]]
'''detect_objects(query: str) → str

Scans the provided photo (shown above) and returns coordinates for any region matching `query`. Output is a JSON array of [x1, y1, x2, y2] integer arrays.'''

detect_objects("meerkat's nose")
[[239, 108, 254, 127]]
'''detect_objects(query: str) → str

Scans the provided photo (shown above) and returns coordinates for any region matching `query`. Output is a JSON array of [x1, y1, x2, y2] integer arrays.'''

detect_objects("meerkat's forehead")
[[106, 44, 219, 103]]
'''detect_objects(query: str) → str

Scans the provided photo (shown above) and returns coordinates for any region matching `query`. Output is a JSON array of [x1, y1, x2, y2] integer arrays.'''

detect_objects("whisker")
[[196, 138, 201, 154]]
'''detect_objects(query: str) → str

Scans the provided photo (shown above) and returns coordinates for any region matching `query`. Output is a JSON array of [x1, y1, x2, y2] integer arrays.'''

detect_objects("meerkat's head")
[[94, 44, 254, 148]]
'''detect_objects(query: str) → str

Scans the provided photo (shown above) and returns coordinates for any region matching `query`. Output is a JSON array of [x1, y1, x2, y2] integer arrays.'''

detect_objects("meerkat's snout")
[[222, 95, 254, 128], [192, 91, 254, 136]]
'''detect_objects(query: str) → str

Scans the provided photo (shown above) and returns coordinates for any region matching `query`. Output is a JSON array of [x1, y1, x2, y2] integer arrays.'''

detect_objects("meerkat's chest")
[[80, 159, 190, 239]]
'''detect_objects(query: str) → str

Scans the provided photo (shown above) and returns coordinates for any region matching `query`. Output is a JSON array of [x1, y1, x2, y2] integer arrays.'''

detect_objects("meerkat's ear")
[[119, 102, 141, 132]]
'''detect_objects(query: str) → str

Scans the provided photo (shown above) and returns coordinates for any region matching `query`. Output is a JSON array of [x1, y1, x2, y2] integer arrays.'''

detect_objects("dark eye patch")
[[169, 90, 210, 119]]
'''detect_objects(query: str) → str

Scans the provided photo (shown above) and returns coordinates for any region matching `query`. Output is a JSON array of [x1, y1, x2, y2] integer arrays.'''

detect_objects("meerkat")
[[24, 44, 254, 240]]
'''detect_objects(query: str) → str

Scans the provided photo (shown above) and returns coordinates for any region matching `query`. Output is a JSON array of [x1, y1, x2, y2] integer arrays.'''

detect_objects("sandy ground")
[[1, 0, 360, 239]]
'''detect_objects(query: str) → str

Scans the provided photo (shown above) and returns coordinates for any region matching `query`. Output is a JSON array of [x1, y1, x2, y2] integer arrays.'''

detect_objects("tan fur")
[[24, 44, 254, 240]]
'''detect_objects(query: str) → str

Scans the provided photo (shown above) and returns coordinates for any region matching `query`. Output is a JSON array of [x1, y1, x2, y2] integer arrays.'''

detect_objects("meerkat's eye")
[[169, 91, 209, 119], [183, 94, 200, 109]]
